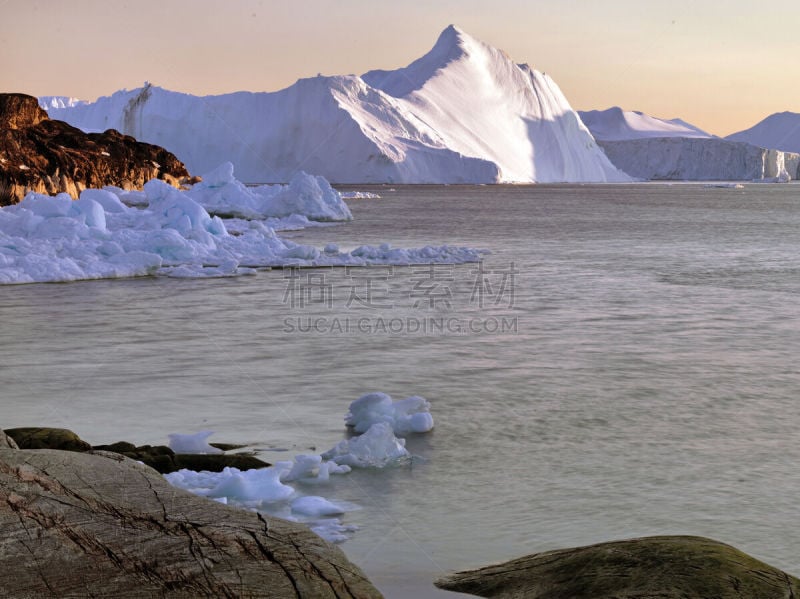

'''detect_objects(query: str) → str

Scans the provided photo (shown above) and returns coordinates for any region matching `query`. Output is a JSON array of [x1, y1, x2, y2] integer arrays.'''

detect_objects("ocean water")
[[2, 183, 800, 597]]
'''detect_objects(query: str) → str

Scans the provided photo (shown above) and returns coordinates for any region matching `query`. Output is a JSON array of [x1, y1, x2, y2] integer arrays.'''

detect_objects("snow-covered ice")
[[344, 392, 434, 435], [0, 166, 484, 285], [726, 111, 800, 154], [578, 107, 712, 142], [45, 26, 629, 184]]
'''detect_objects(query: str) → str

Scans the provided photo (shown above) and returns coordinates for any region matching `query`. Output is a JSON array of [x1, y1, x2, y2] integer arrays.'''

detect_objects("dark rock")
[[0, 429, 18, 449], [210, 442, 249, 451], [0, 93, 191, 205], [0, 448, 381, 598], [173, 453, 270, 473], [435, 535, 800, 599], [93, 441, 271, 474], [4, 427, 91, 452]]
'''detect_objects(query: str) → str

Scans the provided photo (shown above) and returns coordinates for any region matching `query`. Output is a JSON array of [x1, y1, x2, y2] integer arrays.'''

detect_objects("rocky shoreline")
[[3, 426, 799, 598]]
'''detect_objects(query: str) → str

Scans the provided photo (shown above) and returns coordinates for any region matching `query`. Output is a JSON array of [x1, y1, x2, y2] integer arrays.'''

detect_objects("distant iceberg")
[[726, 111, 800, 154], [580, 107, 800, 181]]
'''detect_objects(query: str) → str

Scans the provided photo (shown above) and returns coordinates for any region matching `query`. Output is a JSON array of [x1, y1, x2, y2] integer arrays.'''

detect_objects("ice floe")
[[0, 165, 483, 284]]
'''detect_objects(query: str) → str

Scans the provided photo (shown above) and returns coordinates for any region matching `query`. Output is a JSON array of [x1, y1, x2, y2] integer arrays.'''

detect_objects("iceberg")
[[321, 422, 411, 468], [578, 107, 712, 142], [726, 111, 800, 154], [344, 392, 434, 435], [45, 26, 629, 184], [580, 107, 800, 181]]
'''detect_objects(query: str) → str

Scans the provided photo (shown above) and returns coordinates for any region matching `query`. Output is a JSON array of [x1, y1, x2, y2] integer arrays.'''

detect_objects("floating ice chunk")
[[345, 392, 434, 435], [80, 188, 128, 213], [167, 431, 223, 454], [204, 466, 295, 504], [321, 422, 410, 468], [340, 191, 381, 199], [308, 518, 359, 544], [291, 496, 347, 517]]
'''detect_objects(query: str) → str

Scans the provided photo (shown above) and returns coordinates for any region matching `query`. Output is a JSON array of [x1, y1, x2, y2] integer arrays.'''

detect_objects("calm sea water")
[[2, 183, 800, 597]]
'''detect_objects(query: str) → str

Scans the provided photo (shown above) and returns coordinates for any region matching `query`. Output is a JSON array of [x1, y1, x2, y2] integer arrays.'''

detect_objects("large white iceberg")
[[0, 168, 483, 285], [45, 26, 629, 184]]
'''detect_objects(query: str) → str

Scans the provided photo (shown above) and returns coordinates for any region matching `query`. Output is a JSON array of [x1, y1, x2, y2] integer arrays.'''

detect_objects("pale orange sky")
[[1, 0, 797, 136]]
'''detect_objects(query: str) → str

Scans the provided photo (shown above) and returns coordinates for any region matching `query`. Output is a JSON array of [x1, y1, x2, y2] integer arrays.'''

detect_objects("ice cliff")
[[580, 107, 799, 181]]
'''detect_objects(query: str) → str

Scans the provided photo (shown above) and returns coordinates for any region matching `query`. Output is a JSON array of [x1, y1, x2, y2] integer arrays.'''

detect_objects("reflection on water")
[[2, 183, 800, 597]]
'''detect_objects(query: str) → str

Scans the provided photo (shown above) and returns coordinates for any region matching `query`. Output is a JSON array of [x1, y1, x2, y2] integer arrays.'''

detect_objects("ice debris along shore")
[[165, 393, 433, 543], [0, 163, 483, 284]]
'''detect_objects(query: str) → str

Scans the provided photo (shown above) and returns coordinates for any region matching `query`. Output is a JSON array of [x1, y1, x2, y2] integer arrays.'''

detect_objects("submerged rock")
[[0, 448, 382, 598], [0, 92, 190, 205], [435, 535, 800, 599]]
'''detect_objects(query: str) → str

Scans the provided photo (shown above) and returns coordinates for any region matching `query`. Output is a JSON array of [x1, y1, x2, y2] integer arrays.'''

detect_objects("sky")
[[1, 0, 797, 136]]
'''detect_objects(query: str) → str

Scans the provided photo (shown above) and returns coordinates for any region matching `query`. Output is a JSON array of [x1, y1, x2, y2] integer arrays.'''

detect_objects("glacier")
[[44, 26, 628, 184], [726, 111, 800, 154], [580, 106, 800, 181]]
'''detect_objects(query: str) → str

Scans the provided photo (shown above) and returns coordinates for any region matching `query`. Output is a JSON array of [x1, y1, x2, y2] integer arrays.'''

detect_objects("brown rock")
[[435, 535, 800, 599], [0, 93, 190, 205], [4, 427, 91, 452], [0, 448, 382, 598]]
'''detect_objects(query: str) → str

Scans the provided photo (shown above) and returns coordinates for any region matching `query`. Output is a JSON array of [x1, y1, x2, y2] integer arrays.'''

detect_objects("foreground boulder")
[[0, 92, 190, 205], [0, 448, 381, 598], [435, 535, 800, 599]]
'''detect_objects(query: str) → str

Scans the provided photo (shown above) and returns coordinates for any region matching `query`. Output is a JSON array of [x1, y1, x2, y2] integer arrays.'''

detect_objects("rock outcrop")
[[0, 447, 381, 598], [0, 92, 191, 205], [435, 535, 800, 599], [4, 427, 271, 474]]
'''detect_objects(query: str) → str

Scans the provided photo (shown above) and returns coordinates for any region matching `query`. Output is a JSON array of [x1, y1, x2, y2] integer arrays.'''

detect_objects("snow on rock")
[[345, 392, 434, 435], [167, 431, 223, 455], [726, 112, 800, 154], [45, 27, 629, 184], [321, 422, 411, 468], [579, 107, 712, 142], [0, 169, 483, 285]]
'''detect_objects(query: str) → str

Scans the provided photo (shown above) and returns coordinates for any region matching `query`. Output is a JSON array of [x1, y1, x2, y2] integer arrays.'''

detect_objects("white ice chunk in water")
[[291, 496, 347, 517], [321, 422, 410, 468], [167, 431, 223, 454], [345, 392, 434, 435]]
